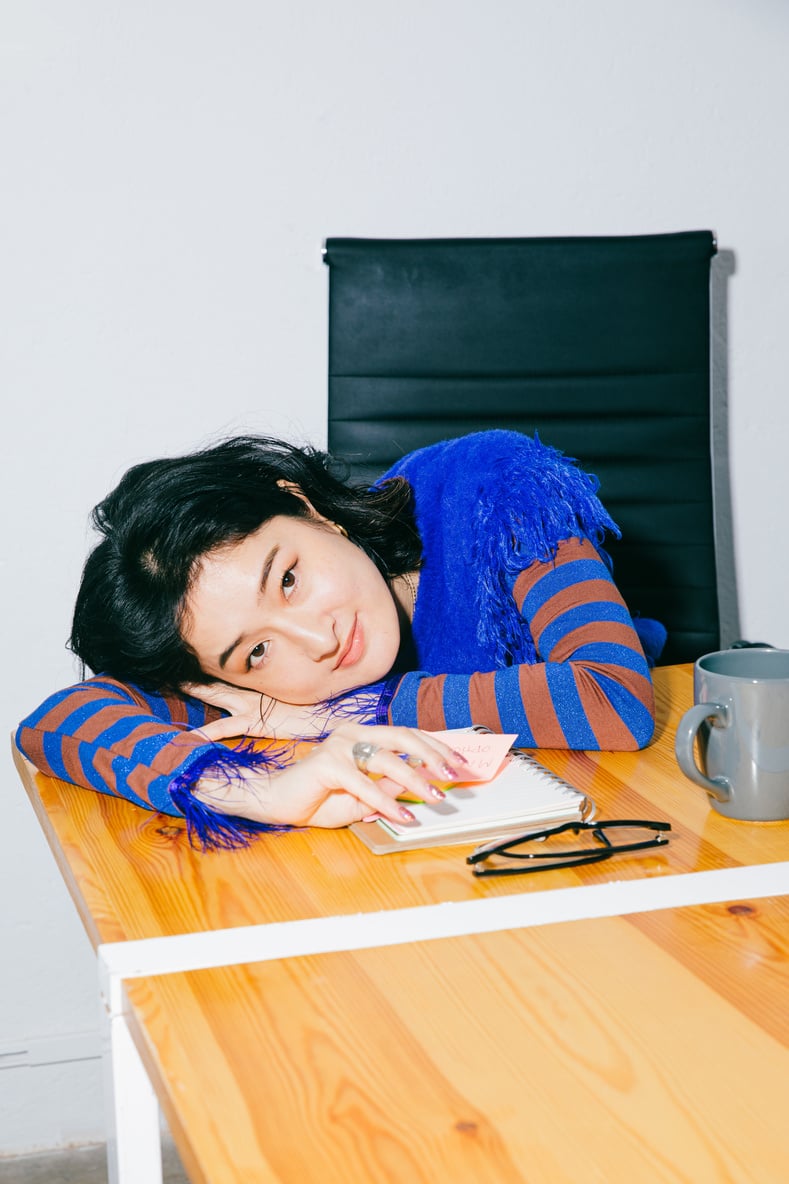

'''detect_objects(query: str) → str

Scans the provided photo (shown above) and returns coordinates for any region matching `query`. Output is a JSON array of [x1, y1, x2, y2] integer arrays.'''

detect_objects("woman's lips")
[[336, 616, 364, 669]]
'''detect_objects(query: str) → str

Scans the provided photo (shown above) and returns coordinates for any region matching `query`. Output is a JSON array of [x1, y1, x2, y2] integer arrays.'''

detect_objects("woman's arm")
[[16, 675, 462, 846], [16, 676, 227, 815], [385, 537, 656, 750], [15, 535, 650, 843]]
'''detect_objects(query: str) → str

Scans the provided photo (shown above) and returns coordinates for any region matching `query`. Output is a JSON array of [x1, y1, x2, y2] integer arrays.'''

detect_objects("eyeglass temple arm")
[[467, 819, 671, 865]]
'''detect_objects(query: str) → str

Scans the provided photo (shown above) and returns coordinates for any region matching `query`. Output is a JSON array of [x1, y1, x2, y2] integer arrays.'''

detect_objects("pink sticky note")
[[427, 729, 517, 783]]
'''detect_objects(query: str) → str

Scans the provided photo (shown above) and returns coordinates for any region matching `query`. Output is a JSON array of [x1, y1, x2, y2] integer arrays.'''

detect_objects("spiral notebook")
[[350, 727, 593, 855]]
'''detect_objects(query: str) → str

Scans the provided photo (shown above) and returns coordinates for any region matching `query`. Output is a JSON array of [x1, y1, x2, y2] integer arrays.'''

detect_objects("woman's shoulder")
[[390, 427, 619, 573]]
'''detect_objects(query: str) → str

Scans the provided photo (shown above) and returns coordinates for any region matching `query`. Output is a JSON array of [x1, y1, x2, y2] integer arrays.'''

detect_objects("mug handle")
[[674, 703, 732, 803]]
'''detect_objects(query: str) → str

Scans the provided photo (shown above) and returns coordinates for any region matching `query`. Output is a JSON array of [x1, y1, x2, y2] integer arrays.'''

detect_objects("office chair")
[[323, 233, 719, 665]]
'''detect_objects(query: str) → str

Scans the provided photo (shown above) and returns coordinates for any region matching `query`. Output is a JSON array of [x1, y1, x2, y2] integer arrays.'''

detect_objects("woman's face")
[[182, 515, 402, 704]]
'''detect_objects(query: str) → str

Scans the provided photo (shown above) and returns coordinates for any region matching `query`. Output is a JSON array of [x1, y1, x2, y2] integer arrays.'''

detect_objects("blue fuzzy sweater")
[[381, 430, 663, 671]]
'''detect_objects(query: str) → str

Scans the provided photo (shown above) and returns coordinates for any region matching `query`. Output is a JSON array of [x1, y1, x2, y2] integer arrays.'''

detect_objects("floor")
[[0, 1138, 189, 1184]]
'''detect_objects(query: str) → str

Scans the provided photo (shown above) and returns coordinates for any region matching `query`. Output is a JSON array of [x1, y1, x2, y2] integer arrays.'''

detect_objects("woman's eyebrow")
[[217, 545, 280, 669]]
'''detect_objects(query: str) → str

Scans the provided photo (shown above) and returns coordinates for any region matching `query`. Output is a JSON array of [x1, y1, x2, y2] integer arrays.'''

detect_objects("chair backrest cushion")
[[324, 232, 718, 664]]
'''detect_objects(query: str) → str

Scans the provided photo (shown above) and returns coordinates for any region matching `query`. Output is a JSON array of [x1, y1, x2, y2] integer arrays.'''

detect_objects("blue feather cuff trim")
[[168, 742, 295, 850]]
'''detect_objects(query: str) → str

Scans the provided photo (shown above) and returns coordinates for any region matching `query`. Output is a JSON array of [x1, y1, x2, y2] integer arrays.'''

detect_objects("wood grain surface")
[[15, 664, 789, 1182], [125, 892, 789, 1184], [13, 665, 789, 949]]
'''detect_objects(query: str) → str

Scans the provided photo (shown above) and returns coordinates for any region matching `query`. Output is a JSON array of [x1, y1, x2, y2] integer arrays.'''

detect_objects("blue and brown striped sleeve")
[[386, 537, 655, 750], [16, 677, 223, 815]]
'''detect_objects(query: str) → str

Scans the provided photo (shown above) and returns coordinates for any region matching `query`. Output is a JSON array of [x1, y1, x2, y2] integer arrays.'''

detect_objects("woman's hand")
[[182, 681, 331, 740], [192, 723, 466, 830]]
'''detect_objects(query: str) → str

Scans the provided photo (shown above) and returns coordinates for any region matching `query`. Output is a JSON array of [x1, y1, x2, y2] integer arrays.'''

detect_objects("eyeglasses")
[[467, 818, 671, 877]]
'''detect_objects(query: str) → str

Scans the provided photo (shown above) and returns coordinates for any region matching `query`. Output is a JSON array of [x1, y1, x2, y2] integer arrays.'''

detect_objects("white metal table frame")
[[98, 860, 789, 1184]]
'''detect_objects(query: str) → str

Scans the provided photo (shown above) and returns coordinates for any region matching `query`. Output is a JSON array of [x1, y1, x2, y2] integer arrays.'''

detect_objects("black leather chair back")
[[324, 233, 719, 664]]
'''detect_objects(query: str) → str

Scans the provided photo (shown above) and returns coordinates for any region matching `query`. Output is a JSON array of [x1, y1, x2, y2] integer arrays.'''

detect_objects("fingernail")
[[430, 786, 446, 800], [441, 763, 459, 780], [452, 750, 469, 765], [399, 806, 416, 822]]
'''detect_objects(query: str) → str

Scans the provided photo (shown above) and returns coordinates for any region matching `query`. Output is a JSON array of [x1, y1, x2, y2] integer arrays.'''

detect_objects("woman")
[[17, 430, 661, 846]]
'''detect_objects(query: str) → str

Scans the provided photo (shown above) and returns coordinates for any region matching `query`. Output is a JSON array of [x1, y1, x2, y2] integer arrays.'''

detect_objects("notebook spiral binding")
[[510, 751, 594, 819], [471, 726, 595, 820]]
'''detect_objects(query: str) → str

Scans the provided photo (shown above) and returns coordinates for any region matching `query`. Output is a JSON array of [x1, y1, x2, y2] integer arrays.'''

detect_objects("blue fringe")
[[384, 430, 624, 674], [632, 616, 668, 668], [169, 741, 296, 850], [168, 687, 397, 849], [473, 434, 621, 667], [315, 681, 396, 735]]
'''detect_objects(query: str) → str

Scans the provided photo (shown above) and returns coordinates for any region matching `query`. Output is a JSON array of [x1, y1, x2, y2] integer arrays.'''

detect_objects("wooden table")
[[13, 666, 789, 1183], [126, 895, 789, 1184]]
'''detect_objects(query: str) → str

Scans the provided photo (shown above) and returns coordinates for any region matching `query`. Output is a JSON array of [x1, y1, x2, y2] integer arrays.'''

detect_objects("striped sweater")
[[16, 536, 654, 819], [16, 432, 656, 838]]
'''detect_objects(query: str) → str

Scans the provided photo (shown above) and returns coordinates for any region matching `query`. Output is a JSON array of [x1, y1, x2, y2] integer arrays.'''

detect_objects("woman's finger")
[[373, 755, 452, 803], [343, 768, 421, 824], [342, 742, 457, 820], [193, 716, 254, 741], [298, 743, 418, 825], [349, 727, 466, 787]]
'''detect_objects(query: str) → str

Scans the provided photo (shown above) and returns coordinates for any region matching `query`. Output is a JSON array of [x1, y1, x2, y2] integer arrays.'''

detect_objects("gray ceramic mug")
[[675, 648, 789, 820]]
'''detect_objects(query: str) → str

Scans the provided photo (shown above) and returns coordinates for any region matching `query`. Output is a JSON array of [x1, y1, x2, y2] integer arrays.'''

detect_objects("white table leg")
[[101, 975, 163, 1184]]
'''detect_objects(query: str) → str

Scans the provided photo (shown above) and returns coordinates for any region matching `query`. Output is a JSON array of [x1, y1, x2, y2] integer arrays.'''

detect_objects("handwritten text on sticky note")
[[428, 730, 517, 783]]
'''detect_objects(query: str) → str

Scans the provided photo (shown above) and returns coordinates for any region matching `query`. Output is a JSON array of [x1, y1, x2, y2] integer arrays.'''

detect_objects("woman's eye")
[[248, 642, 268, 670], [282, 568, 296, 595]]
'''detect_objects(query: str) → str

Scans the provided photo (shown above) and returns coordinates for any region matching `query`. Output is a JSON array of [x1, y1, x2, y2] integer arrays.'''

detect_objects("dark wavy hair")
[[69, 436, 422, 690]]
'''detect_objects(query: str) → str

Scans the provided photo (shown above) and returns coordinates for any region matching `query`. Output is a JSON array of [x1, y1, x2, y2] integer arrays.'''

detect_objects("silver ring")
[[352, 740, 381, 775]]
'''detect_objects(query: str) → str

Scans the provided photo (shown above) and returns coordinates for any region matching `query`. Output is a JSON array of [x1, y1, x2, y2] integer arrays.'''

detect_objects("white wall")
[[3, 0, 788, 1153]]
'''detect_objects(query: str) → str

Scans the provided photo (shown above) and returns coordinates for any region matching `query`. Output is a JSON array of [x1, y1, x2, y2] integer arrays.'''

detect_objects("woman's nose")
[[283, 612, 339, 661]]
